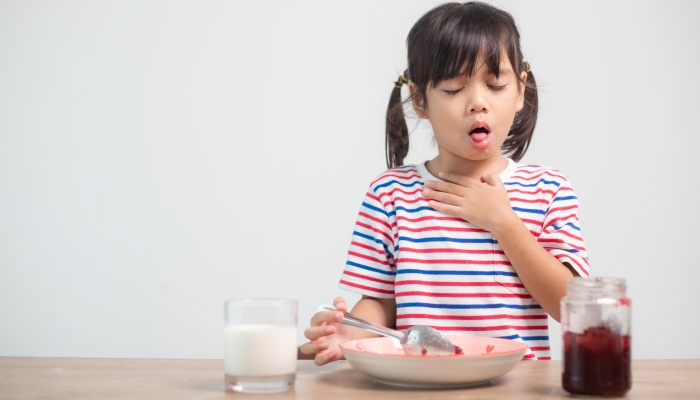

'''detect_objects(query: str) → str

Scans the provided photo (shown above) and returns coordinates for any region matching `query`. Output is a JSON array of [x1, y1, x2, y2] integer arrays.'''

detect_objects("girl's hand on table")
[[300, 297, 352, 366], [423, 172, 517, 232]]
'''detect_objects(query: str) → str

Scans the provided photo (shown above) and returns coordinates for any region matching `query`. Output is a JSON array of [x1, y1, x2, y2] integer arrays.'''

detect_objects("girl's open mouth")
[[468, 122, 491, 150]]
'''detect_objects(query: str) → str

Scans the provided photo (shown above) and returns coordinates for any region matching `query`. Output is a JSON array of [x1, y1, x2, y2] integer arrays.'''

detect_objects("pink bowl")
[[339, 335, 528, 388]]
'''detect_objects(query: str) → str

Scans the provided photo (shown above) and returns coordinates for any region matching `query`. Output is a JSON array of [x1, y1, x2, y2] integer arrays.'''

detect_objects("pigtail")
[[502, 63, 538, 162], [385, 70, 410, 168]]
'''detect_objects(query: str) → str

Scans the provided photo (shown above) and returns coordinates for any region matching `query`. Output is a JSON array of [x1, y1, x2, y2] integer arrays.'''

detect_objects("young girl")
[[300, 1, 588, 363]]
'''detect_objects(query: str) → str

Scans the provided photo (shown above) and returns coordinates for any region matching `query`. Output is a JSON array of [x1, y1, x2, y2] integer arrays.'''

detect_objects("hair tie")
[[395, 75, 408, 89], [523, 61, 531, 73]]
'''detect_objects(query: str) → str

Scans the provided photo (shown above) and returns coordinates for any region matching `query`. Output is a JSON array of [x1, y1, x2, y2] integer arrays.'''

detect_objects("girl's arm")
[[489, 213, 576, 321], [352, 295, 398, 334], [423, 172, 581, 322]]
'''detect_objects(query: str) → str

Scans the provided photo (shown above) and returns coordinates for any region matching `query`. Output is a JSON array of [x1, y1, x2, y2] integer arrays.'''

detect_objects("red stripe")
[[397, 215, 464, 223], [513, 170, 566, 181], [510, 197, 549, 204], [547, 204, 578, 214], [520, 217, 543, 227], [370, 170, 419, 187], [350, 241, 385, 256], [398, 225, 487, 233], [537, 356, 551, 360], [356, 221, 393, 243], [529, 346, 550, 351], [396, 313, 546, 320], [348, 251, 389, 266], [366, 192, 382, 203], [395, 325, 548, 331], [396, 257, 511, 265], [523, 354, 536, 359], [396, 291, 531, 299], [553, 253, 589, 276], [396, 279, 523, 288], [400, 247, 503, 255], [390, 196, 427, 205], [556, 228, 583, 242], [343, 271, 394, 285], [538, 238, 586, 252], [339, 280, 394, 295], [377, 187, 422, 200], [507, 188, 556, 196], [358, 211, 392, 230], [543, 214, 579, 230]]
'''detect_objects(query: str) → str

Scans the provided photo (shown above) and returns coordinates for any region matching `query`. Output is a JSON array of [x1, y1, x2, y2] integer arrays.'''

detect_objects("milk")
[[224, 324, 297, 376]]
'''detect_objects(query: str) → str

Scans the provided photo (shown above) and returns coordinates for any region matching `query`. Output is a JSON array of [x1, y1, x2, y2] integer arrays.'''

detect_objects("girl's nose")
[[467, 86, 488, 114]]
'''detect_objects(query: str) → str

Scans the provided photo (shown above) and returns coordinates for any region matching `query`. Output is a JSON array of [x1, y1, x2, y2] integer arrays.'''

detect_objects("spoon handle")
[[318, 304, 406, 342]]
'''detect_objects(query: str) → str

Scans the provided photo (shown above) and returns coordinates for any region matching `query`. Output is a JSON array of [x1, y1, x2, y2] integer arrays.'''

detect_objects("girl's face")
[[411, 53, 527, 162]]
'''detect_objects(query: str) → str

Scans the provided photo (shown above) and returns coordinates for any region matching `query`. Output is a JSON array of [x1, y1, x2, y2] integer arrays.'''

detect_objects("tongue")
[[471, 132, 489, 142]]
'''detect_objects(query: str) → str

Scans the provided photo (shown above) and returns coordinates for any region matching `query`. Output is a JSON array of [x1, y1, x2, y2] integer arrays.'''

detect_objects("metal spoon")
[[318, 304, 457, 356]]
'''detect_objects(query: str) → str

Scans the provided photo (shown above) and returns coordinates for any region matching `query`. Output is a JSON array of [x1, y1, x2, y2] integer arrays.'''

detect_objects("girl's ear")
[[408, 82, 429, 119], [516, 70, 528, 112]]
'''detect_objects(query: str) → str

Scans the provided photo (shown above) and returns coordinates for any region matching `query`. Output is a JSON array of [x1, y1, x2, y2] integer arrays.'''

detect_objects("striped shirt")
[[338, 159, 589, 360]]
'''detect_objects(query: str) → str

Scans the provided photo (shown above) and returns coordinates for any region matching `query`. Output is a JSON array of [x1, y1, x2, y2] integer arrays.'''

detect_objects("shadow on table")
[[176, 378, 225, 392], [318, 368, 498, 392]]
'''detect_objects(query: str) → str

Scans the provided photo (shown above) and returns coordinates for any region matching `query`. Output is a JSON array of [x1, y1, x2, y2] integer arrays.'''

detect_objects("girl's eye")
[[488, 85, 507, 91], [443, 88, 464, 96]]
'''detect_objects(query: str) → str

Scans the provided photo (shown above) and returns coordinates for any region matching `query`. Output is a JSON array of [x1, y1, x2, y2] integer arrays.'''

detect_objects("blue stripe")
[[552, 195, 577, 202], [522, 336, 549, 341], [399, 235, 496, 244], [361, 202, 388, 217], [551, 222, 581, 232], [346, 261, 395, 276], [504, 178, 560, 188], [498, 334, 550, 341], [374, 179, 422, 191], [397, 302, 542, 310], [396, 205, 433, 213], [397, 269, 517, 277], [352, 231, 392, 258], [512, 206, 545, 215], [545, 247, 580, 254]]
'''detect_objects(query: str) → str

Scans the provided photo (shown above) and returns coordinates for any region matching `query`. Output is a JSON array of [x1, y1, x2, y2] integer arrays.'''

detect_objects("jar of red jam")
[[561, 277, 631, 397]]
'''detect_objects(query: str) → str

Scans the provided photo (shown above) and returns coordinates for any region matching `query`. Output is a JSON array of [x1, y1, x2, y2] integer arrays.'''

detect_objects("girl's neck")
[[425, 152, 509, 181]]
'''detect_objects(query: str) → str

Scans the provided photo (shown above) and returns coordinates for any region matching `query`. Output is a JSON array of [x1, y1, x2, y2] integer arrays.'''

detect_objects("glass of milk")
[[224, 298, 298, 393]]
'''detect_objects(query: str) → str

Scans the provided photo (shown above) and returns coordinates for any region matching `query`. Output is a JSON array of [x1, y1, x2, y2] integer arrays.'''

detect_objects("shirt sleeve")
[[537, 177, 590, 277], [337, 187, 397, 298]]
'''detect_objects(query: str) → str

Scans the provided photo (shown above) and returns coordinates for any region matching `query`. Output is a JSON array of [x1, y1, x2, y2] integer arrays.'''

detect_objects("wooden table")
[[1, 357, 698, 399]]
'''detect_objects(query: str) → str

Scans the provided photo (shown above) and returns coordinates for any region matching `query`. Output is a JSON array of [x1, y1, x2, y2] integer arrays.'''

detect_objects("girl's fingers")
[[428, 200, 462, 217], [481, 173, 503, 187], [424, 180, 464, 194], [423, 188, 462, 206], [332, 297, 347, 311], [299, 340, 329, 355], [304, 324, 336, 341], [310, 310, 343, 327], [314, 348, 342, 366]]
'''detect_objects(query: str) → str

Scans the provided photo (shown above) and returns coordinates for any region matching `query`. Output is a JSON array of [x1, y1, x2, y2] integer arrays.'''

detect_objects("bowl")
[[339, 335, 528, 389]]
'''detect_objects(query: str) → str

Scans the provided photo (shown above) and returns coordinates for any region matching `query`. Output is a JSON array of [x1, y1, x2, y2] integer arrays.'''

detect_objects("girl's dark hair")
[[386, 1, 538, 168]]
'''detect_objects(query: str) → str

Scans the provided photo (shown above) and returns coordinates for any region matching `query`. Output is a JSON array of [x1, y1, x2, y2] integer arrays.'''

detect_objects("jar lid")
[[566, 277, 626, 299]]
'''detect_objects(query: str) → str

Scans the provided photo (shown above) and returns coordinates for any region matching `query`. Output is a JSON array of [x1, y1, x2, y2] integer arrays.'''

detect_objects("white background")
[[1, 0, 699, 360]]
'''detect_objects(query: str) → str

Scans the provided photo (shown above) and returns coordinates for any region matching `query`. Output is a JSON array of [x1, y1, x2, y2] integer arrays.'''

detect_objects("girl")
[[300, 1, 588, 364]]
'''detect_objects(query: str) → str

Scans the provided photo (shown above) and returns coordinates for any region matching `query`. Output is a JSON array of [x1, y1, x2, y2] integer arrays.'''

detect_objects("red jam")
[[563, 324, 631, 396], [454, 345, 463, 355]]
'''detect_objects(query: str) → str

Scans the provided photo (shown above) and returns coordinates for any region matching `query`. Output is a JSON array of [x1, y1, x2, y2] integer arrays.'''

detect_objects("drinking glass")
[[224, 298, 298, 393]]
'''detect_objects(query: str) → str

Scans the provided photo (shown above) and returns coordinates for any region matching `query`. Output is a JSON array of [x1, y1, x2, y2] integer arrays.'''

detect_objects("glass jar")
[[561, 277, 631, 397]]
